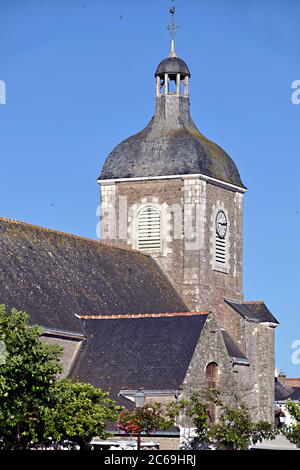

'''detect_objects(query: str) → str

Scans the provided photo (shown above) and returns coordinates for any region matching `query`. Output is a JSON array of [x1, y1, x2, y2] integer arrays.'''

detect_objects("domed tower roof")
[[155, 56, 190, 78], [99, 10, 245, 189]]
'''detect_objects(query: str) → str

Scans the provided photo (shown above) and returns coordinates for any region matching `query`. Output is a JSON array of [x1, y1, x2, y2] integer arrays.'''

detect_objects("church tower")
[[97, 5, 278, 423], [98, 6, 247, 329]]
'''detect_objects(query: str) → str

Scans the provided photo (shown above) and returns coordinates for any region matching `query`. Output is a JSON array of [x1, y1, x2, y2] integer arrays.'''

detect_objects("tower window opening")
[[205, 362, 218, 424], [168, 76, 177, 94], [137, 206, 162, 252], [205, 362, 218, 389]]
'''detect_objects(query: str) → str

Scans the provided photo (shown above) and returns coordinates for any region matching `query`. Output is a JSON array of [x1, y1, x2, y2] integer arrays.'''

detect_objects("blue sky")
[[0, 0, 299, 375]]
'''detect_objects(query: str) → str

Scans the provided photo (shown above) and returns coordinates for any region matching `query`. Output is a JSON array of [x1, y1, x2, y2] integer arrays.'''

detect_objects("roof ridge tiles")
[[242, 300, 264, 305], [79, 311, 208, 320], [0, 216, 149, 257]]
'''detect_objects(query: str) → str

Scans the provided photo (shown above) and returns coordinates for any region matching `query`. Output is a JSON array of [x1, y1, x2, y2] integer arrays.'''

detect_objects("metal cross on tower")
[[167, 0, 178, 57]]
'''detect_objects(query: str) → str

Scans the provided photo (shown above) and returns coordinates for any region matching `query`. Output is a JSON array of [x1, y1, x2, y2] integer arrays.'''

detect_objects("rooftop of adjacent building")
[[275, 376, 300, 402], [0, 216, 189, 333]]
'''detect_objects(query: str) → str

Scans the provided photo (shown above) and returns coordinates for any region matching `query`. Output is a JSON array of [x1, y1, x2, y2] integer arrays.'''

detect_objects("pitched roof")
[[289, 387, 300, 401], [221, 330, 249, 364], [225, 299, 279, 324], [285, 378, 300, 388], [70, 313, 208, 400], [275, 378, 298, 402], [0, 217, 188, 333]]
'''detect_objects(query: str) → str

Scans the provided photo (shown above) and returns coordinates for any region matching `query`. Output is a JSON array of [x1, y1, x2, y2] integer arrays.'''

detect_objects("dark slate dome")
[[99, 55, 245, 189], [155, 56, 190, 78]]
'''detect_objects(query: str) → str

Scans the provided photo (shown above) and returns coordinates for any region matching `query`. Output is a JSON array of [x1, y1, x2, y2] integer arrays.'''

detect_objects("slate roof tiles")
[[0, 217, 188, 333], [70, 313, 208, 400]]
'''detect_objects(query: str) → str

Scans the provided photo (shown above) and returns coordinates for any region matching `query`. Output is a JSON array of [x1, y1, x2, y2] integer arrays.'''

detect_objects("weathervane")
[[167, 0, 178, 57]]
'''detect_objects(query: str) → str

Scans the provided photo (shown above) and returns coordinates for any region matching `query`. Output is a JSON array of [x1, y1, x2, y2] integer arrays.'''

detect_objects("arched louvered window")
[[137, 206, 162, 252]]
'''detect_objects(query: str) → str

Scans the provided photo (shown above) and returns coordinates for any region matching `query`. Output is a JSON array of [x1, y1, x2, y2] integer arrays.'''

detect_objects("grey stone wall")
[[113, 436, 180, 451], [99, 177, 275, 424], [101, 178, 185, 297], [181, 312, 275, 423], [182, 312, 238, 404], [243, 320, 276, 422], [100, 176, 244, 315]]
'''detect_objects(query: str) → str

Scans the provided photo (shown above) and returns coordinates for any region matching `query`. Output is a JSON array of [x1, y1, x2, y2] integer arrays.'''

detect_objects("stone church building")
[[0, 35, 278, 441], [98, 44, 279, 421]]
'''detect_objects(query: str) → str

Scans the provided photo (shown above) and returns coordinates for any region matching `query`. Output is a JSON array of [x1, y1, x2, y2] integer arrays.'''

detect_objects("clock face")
[[216, 210, 228, 239]]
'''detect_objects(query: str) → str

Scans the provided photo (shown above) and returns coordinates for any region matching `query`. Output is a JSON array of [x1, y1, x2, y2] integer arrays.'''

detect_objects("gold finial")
[[167, 0, 178, 57]]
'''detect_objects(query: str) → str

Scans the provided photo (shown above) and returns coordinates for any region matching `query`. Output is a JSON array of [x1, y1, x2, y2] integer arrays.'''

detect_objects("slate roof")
[[275, 379, 292, 401], [289, 387, 300, 401], [275, 378, 300, 402], [70, 312, 208, 401], [0, 217, 188, 333], [221, 330, 249, 364], [225, 299, 279, 324]]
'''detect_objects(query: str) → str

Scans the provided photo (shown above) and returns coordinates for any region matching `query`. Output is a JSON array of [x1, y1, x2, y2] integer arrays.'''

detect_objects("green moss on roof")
[[100, 95, 245, 189], [0, 217, 188, 333]]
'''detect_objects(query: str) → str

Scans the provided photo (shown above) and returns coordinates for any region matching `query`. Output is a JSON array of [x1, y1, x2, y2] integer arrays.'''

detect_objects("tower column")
[[156, 76, 161, 96], [176, 73, 180, 95], [184, 76, 189, 97], [164, 73, 169, 94]]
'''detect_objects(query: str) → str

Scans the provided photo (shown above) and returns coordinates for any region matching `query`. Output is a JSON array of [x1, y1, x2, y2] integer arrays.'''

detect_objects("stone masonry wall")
[[182, 312, 239, 403], [181, 312, 274, 423], [99, 177, 275, 423], [244, 321, 276, 422], [101, 178, 185, 299], [100, 177, 244, 317]]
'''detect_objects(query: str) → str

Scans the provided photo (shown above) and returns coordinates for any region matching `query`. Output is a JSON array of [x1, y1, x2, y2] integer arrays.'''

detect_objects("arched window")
[[205, 362, 218, 424], [205, 362, 218, 388], [137, 206, 162, 252]]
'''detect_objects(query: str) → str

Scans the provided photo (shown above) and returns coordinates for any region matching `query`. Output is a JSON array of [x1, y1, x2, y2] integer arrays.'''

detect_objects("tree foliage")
[[42, 380, 122, 449], [0, 305, 62, 449], [0, 305, 121, 449], [208, 402, 276, 450], [282, 400, 300, 446], [118, 403, 175, 435], [177, 389, 277, 450], [178, 390, 212, 442]]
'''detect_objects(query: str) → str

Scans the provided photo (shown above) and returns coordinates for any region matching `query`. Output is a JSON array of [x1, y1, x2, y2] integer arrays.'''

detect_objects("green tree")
[[178, 390, 212, 442], [118, 403, 175, 436], [208, 402, 277, 450], [282, 400, 300, 446], [0, 305, 121, 449], [177, 390, 277, 450], [118, 403, 176, 450], [0, 305, 62, 449], [42, 380, 122, 449]]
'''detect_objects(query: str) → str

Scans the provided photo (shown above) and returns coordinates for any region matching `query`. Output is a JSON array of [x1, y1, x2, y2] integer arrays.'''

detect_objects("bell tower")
[[98, 3, 246, 322], [155, 3, 190, 100], [96, 2, 278, 426]]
